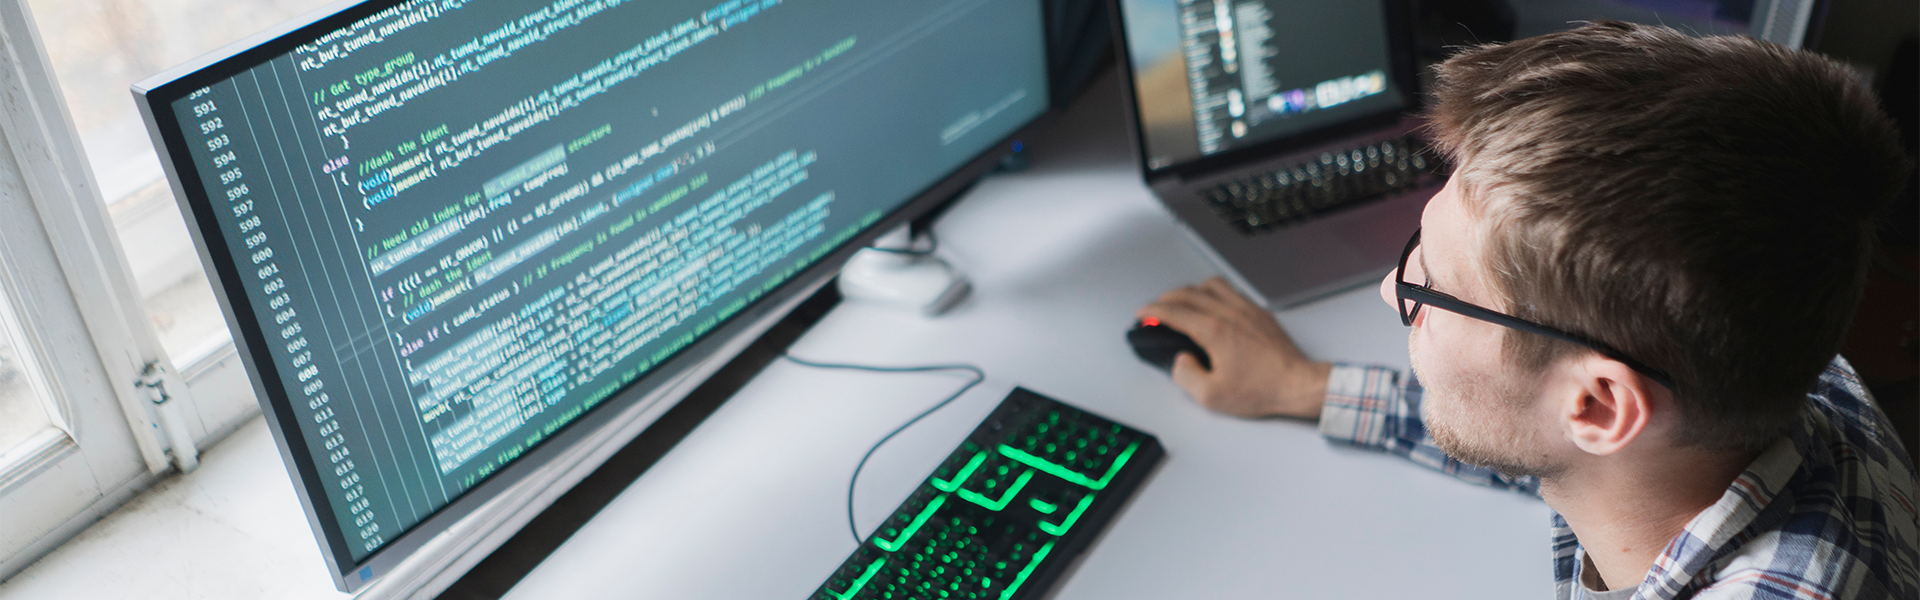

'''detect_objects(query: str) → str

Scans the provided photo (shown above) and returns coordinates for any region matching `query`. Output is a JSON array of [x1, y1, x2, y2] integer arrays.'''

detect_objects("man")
[[1139, 22, 1917, 599]]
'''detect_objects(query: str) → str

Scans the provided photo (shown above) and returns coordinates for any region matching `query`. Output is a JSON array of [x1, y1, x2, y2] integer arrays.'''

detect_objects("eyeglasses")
[[1394, 228, 1676, 389]]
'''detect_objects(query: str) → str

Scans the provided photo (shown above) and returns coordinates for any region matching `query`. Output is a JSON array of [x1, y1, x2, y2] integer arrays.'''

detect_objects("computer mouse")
[[1126, 318, 1212, 373]]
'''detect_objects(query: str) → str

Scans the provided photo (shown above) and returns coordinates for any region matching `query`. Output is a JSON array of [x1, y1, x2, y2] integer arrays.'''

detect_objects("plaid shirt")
[[1318, 356, 1919, 599]]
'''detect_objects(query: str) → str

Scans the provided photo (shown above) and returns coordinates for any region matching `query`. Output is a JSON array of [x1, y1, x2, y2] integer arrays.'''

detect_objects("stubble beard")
[[1409, 329, 1568, 481]]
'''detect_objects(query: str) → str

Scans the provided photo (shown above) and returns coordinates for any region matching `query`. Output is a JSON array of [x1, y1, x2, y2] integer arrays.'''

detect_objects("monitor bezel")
[[132, 0, 1064, 591], [1107, 0, 1422, 183]]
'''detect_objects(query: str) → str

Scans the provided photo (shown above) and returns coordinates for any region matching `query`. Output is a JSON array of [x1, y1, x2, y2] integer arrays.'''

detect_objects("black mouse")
[[1127, 318, 1212, 373]]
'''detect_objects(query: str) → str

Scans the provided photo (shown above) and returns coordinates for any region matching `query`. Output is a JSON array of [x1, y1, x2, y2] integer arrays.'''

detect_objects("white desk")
[[503, 74, 1554, 599]]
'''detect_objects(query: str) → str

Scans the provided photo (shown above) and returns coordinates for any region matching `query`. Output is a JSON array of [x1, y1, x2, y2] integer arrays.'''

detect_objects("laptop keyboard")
[[1202, 134, 1447, 234]]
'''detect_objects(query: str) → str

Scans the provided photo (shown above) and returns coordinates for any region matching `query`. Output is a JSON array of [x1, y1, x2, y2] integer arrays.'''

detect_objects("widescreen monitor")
[[134, 0, 1052, 590]]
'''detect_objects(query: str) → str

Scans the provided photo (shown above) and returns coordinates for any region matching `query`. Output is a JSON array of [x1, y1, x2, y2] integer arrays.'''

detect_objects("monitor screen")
[[135, 0, 1048, 589], [1118, 0, 1410, 170]]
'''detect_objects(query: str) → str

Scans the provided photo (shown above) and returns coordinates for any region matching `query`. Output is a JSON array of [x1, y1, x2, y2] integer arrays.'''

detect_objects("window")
[[0, 0, 329, 579], [29, 0, 334, 362], [0, 308, 52, 454]]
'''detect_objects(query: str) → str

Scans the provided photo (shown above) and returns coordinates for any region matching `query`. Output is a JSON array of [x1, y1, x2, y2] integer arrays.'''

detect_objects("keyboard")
[[1203, 133, 1448, 234], [811, 387, 1164, 600]]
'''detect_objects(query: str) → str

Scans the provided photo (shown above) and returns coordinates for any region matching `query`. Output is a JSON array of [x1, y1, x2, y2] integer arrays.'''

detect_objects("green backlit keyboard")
[[811, 387, 1165, 600]]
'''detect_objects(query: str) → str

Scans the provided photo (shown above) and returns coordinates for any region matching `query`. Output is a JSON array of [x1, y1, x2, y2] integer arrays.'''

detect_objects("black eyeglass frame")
[[1393, 228, 1677, 390]]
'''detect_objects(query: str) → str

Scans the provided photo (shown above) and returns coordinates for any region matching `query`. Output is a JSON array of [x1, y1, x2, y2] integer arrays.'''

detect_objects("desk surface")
[[503, 74, 1553, 599]]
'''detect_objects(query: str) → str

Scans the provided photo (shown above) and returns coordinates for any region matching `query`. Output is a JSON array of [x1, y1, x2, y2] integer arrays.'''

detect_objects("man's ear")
[[1558, 354, 1661, 456]]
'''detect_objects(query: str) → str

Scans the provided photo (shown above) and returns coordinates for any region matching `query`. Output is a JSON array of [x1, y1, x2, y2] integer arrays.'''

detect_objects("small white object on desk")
[[836, 226, 970, 316]]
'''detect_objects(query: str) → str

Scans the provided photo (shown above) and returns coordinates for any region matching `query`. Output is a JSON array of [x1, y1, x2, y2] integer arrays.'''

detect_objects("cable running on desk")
[[778, 354, 986, 545]]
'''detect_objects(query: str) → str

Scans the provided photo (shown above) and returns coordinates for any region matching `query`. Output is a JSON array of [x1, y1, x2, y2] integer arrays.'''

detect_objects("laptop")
[[1109, 0, 1444, 308]]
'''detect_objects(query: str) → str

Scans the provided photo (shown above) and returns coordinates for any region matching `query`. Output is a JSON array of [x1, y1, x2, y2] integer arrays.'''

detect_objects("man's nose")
[[1378, 269, 1397, 315]]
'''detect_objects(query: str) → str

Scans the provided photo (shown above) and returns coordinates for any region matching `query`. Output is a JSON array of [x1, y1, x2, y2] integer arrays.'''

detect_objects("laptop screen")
[[1118, 0, 1410, 170]]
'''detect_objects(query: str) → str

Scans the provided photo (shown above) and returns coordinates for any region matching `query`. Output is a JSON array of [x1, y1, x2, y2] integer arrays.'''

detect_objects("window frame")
[[0, 0, 209, 579]]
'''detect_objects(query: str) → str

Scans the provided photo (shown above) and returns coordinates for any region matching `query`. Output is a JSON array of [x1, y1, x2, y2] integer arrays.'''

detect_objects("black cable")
[[779, 354, 986, 545], [861, 229, 940, 256]]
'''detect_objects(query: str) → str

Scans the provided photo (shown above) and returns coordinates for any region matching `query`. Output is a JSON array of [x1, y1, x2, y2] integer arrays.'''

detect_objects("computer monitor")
[[133, 0, 1052, 591], [1115, 0, 1417, 171]]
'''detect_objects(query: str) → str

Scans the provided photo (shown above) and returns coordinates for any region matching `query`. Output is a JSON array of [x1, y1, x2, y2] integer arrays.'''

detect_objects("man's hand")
[[1138, 277, 1332, 419]]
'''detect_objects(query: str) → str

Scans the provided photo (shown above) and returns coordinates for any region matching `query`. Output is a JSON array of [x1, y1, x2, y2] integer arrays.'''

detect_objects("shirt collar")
[[1634, 434, 1802, 597]]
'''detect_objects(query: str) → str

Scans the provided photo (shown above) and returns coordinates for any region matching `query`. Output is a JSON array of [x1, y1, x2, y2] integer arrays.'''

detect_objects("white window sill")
[[0, 415, 349, 599]]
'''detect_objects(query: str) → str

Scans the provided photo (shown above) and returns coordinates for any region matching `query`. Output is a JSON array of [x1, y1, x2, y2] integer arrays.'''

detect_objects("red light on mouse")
[[1141, 317, 1159, 327]]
